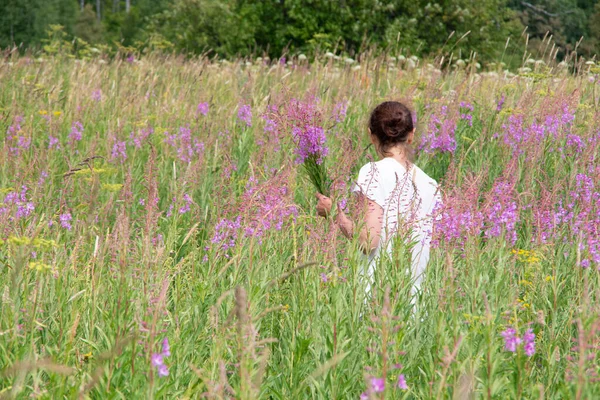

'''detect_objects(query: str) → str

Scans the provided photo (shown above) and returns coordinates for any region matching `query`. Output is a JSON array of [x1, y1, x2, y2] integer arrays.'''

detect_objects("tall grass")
[[0, 52, 599, 399]]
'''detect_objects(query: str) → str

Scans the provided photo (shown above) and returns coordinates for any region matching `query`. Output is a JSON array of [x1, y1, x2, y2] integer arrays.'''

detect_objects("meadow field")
[[0, 53, 599, 399]]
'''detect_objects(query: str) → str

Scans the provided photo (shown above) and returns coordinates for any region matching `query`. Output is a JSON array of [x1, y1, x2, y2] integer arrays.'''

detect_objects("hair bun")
[[382, 117, 406, 138]]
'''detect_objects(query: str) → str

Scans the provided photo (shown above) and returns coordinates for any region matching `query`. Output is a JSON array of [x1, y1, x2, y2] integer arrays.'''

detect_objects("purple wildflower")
[[48, 135, 60, 150], [151, 353, 164, 367], [497, 94, 505, 111], [69, 121, 83, 143], [110, 140, 127, 163], [157, 364, 169, 377], [501, 328, 522, 352], [91, 89, 102, 102], [292, 125, 328, 164], [60, 213, 72, 230], [179, 194, 192, 214], [130, 127, 153, 149], [397, 374, 408, 390], [523, 329, 535, 356], [238, 104, 253, 127], [420, 106, 457, 153], [163, 126, 204, 163], [332, 101, 348, 123], [359, 393, 368, 400], [16, 202, 35, 219], [370, 377, 385, 393], [320, 273, 328, 283], [162, 337, 171, 357], [197, 102, 209, 116]]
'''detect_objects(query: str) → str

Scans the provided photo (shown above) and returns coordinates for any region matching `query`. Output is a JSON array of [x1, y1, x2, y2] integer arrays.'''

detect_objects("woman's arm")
[[316, 193, 383, 254]]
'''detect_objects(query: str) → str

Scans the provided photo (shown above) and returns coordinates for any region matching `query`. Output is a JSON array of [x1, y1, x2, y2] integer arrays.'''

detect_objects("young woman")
[[316, 101, 441, 299]]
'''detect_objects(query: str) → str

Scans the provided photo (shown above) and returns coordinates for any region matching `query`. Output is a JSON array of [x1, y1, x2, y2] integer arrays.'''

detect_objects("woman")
[[316, 101, 441, 299]]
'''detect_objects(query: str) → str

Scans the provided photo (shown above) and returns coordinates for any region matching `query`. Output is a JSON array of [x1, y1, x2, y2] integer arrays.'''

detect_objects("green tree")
[[74, 4, 105, 43]]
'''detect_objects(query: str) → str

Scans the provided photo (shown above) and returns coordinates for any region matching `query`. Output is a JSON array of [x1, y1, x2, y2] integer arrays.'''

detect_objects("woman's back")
[[354, 158, 441, 293]]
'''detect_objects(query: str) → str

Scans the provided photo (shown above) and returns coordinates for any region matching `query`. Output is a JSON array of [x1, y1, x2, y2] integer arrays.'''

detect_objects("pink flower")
[[370, 377, 385, 393], [197, 102, 209, 116], [523, 329, 535, 356], [397, 374, 408, 390], [151, 353, 163, 367], [501, 328, 522, 352]]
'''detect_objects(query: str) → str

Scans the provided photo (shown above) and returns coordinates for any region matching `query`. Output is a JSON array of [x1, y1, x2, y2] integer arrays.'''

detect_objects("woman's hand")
[[315, 193, 333, 217]]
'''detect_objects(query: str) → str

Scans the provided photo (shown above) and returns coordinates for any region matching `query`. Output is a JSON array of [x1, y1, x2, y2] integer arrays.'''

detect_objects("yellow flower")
[[282, 304, 290, 312], [29, 261, 52, 272], [39, 110, 48, 115], [102, 183, 123, 192], [53, 111, 62, 117]]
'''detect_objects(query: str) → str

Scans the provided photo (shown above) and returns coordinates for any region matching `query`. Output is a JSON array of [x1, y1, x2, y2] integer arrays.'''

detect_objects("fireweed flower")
[[420, 106, 457, 154], [370, 377, 385, 393], [48, 135, 60, 150], [523, 329, 535, 356], [179, 194, 192, 214], [238, 104, 253, 127], [151, 337, 170, 377], [163, 126, 204, 163], [459, 102, 474, 126], [69, 121, 83, 144], [110, 140, 127, 163], [197, 102, 209, 116], [332, 101, 348, 123], [501, 328, 522, 352], [59, 213, 73, 230], [6, 115, 30, 156], [91, 89, 102, 102], [292, 125, 328, 165], [397, 374, 408, 389], [130, 127, 153, 149], [497, 94, 505, 111]]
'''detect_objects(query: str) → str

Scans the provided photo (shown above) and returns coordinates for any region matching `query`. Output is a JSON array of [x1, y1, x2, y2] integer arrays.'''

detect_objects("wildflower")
[[179, 194, 192, 214], [91, 89, 102, 102], [497, 94, 505, 111], [151, 337, 171, 378], [53, 111, 62, 117], [48, 135, 60, 149], [359, 393, 368, 400], [523, 329, 535, 356], [320, 273, 328, 283], [238, 104, 252, 127], [501, 328, 522, 352], [197, 102, 209, 116], [332, 101, 348, 123], [370, 377, 385, 393], [130, 127, 153, 149], [162, 337, 171, 357], [60, 213, 72, 230], [292, 125, 328, 165], [397, 374, 408, 390], [151, 353, 164, 367], [420, 106, 457, 154], [157, 364, 169, 377], [69, 121, 83, 143], [110, 140, 127, 163]]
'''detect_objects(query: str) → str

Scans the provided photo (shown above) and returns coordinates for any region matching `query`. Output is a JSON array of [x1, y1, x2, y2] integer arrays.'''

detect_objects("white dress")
[[352, 158, 441, 297]]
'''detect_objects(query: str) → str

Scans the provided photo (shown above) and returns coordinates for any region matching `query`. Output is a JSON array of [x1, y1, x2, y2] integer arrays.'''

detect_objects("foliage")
[[2, 0, 600, 62], [0, 54, 599, 398]]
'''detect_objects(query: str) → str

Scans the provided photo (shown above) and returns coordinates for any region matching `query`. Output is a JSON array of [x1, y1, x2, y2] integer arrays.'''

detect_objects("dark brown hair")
[[369, 101, 414, 155]]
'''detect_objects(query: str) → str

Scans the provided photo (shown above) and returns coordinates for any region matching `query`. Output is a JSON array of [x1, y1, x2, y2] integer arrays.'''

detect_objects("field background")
[[1, 52, 599, 399]]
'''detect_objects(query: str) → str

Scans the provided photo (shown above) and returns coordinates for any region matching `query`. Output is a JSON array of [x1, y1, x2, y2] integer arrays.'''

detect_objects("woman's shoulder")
[[412, 165, 439, 189]]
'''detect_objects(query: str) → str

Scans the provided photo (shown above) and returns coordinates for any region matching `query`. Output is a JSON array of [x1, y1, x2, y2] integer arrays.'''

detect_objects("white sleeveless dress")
[[352, 158, 441, 297]]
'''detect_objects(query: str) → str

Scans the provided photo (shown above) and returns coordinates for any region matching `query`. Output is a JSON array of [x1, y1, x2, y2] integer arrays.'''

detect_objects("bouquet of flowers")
[[292, 124, 331, 196]]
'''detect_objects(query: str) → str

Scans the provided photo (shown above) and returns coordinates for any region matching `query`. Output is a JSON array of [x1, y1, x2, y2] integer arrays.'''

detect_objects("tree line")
[[1, 0, 599, 63]]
